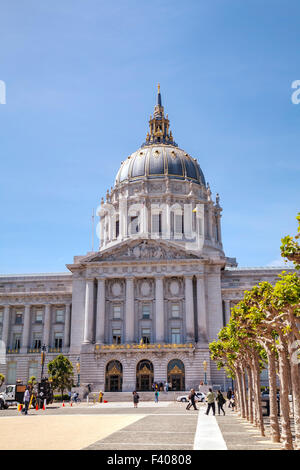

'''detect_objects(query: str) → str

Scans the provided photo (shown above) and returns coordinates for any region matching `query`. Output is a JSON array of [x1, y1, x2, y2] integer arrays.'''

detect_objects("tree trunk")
[[252, 354, 265, 436], [242, 365, 249, 421], [250, 365, 258, 427], [236, 367, 245, 418], [246, 366, 254, 424], [278, 337, 293, 450], [288, 335, 300, 449], [266, 347, 281, 443]]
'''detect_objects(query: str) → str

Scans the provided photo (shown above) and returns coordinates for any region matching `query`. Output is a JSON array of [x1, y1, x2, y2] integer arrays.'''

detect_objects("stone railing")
[[95, 343, 195, 353]]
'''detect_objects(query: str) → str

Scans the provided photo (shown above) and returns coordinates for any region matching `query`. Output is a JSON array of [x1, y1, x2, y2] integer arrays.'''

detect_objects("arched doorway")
[[136, 360, 154, 391], [105, 360, 123, 392], [167, 359, 185, 391]]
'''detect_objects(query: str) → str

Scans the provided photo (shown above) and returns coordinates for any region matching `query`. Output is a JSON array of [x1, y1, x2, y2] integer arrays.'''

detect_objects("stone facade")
[[0, 87, 292, 392]]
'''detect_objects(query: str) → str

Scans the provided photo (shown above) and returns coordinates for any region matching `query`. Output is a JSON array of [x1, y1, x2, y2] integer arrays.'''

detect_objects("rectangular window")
[[28, 362, 38, 380], [171, 303, 180, 318], [130, 215, 139, 234], [142, 303, 151, 319], [0, 311, 3, 324], [55, 309, 65, 323], [152, 213, 162, 235], [15, 312, 23, 325], [116, 219, 120, 238], [171, 328, 181, 344], [112, 305, 121, 319], [141, 328, 151, 344], [54, 333, 63, 349], [7, 362, 17, 384], [13, 334, 21, 350], [32, 334, 42, 350], [35, 309, 43, 324], [112, 329, 121, 344]]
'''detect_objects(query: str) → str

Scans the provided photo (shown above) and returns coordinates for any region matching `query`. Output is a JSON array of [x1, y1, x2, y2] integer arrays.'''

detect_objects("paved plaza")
[[0, 401, 284, 450]]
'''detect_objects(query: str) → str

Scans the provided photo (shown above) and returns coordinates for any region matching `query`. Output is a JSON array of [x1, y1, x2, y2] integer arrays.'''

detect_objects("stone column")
[[2, 305, 10, 348], [43, 303, 51, 347], [96, 278, 106, 343], [21, 304, 31, 352], [64, 303, 71, 348], [224, 300, 231, 324], [155, 277, 164, 343], [196, 275, 207, 342], [125, 278, 134, 343], [83, 279, 95, 344], [185, 276, 194, 342]]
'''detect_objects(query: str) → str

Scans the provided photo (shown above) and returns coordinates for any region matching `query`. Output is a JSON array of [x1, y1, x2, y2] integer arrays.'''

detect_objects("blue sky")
[[0, 0, 299, 273]]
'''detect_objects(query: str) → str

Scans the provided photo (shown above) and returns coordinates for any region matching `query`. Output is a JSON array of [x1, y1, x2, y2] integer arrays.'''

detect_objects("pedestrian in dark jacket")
[[216, 390, 226, 415], [186, 389, 198, 411], [133, 391, 140, 408], [227, 388, 233, 408]]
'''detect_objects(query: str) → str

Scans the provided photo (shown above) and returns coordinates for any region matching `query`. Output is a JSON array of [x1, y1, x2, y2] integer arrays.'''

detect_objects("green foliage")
[[53, 394, 70, 401], [28, 376, 37, 387], [47, 354, 74, 399], [280, 212, 300, 269], [0, 373, 5, 387]]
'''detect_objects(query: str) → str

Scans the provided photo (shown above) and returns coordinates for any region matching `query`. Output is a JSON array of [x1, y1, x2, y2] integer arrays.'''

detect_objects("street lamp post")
[[203, 360, 208, 385], [40, 344, 47, 381], [76, 357, 80, 387]]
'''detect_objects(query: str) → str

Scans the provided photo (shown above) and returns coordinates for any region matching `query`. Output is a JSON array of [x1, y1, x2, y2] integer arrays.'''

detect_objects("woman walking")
[[133, 391, 140, 408], [216, 390, 226, 415], [154, 390, 159, 403]]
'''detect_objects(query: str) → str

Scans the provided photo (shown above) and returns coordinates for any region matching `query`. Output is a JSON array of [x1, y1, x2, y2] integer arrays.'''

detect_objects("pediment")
[[81, 239, 201, 264]]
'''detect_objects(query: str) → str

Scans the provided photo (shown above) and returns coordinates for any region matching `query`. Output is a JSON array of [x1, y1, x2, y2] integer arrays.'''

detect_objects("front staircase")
[[86, 391, 188, 402]]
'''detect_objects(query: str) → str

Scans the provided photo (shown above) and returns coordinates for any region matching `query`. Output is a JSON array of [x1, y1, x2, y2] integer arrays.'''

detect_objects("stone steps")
[[87, 391, 188, 402]]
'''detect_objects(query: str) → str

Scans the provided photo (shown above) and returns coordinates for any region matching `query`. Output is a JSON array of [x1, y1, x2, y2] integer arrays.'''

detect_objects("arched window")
[[167, 359, 185, 391], [105, 360, 123, 392], [136, 359, 154, 391]]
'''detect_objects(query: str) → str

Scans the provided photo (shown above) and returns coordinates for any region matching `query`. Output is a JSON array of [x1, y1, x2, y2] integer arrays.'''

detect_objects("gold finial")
[[158, 83, 160, 93]]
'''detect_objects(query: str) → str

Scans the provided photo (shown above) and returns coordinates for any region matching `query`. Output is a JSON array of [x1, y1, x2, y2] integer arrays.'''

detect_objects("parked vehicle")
[[0, 378, 53, 409], [176, 392, 205, 403]]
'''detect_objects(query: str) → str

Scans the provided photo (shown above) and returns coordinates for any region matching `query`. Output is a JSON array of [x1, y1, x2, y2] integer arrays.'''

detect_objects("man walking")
[[205, 388, 216, 415], [227, 388, 233, 408], [216, 390, 226, 415], [23, 387, 30, 415], [186, 389, 198, 411]]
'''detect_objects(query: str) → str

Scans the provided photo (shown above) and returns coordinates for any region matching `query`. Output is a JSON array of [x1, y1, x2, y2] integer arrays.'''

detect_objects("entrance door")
[[109, 375, 120, 392], [140, 375, 150, 391], [105, 360, 123, 392], [171, 376, 181, 391], [136, 360, 154, 391], [167, 359, 185, 391]]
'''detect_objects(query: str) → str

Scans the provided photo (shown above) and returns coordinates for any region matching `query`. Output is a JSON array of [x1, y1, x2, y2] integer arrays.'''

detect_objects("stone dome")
[[115, 144, 206, 186]]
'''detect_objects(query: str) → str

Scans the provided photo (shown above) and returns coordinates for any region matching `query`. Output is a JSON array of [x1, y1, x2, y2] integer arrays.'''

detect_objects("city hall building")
[[0, 87, 289, 392]]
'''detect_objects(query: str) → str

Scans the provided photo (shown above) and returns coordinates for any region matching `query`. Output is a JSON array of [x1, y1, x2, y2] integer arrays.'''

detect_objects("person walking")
[[154, 390, 159, 403], [216, 390, 226, 415], [205, 388, 216, 415], [98, 391, 103, 403], [133, 391, 140, 408], [227, 388, 233, 408], [186, 389, 198, 411], [23, 387, 30, 415]]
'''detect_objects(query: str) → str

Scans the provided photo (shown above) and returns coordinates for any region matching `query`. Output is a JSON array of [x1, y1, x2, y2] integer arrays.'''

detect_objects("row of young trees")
[[209, 213, 300, 450]]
